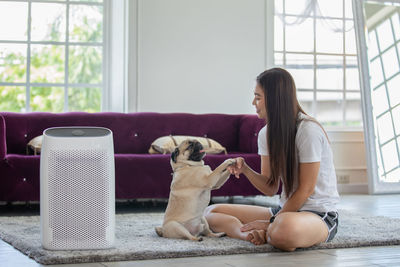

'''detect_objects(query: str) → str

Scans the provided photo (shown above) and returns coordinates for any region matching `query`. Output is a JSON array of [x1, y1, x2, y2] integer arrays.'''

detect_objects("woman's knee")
[[268, 215, 301, 249]]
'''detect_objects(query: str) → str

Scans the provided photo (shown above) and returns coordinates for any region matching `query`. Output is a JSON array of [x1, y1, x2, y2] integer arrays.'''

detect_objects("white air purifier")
[[40, 127, 115, 250]]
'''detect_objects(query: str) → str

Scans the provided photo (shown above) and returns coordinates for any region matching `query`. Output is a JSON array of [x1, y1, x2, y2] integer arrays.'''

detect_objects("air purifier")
[[40, 127, 115, 250]]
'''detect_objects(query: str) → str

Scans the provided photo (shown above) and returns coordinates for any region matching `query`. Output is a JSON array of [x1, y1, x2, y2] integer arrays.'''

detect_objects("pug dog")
[[155, 139, 236, 241]]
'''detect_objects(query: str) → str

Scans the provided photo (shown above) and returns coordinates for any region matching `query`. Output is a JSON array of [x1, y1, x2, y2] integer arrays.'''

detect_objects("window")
[[367, 9, 400, 182], [274, 0, 361, 127], [0, 0, 104, 113]]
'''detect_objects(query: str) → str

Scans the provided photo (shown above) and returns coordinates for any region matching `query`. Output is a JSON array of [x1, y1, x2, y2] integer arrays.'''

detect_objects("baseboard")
[[337, 183, 369, 194]]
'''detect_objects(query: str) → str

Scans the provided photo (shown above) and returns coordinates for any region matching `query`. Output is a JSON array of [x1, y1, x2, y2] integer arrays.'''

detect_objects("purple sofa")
[[0, 112, 266, 202]]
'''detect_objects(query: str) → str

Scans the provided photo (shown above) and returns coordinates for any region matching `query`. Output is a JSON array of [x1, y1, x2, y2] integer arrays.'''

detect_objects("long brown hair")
[[256, 68, 306, 198]]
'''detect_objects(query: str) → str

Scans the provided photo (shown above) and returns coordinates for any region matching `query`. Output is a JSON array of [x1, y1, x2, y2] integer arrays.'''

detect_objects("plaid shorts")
[[270, 206, 339, 242]]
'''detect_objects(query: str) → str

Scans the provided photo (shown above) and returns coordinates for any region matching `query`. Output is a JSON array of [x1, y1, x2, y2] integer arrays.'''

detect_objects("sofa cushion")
[[148, 135, 227, 154], [27, 135, 43, 155]]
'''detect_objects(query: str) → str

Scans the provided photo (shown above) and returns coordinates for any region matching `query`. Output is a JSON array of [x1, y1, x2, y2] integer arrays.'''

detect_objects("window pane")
[[392, 13, 400, 41], [69, 4, 103, 42], [346, 56, 359, 90], [367, 31, 379, 58], [274, 16, 283, 51], [377, 112, 395, 144], [392, 105, 400, 135], [345, 21, 357, 54], [316, 19, 343, 53], [344, 0, 353, 19], [386, 167, 400, 182], [376, 19, 394, 52], [69, 46, 102, 84], [346, 92, 362, 126], [386, 73, 400, 107], [316, 55, 343, 90], [381, 140, 399, 172], [297, 90, 313, 115], [286, 53, 314, 89], [372, 85, 389, 116], [285, 17, 314, 52], [68, 87, 101, 112], [0, 44, 27, 83], [275, 0, 283, 14], [30, 45, 65, 83], [30, 87, 64, 112], [288, 68, 314, 89], [274, 52, 283, 65], [285, 0, 308, 15], [0, 2, 28, 41], [318, 0, 343, 18], [316, 91, 343, 126], [369, 58, 384, 89], [0, 86, 26, 112], [381, 46, 399, 79], [31, 3, 66, 42]]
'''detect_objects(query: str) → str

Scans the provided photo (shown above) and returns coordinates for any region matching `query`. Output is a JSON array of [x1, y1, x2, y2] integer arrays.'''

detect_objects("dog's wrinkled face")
[[171, 139, 206, 163]]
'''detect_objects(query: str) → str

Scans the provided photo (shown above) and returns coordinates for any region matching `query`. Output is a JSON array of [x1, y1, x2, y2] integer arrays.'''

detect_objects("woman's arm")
[[229, 156, 280, 196], [241, 161, 320, 232], [278, 161, 320, 214]]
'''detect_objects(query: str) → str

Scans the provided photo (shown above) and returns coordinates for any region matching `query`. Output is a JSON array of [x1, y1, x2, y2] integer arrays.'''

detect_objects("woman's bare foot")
[[246, 229, 267, 245]]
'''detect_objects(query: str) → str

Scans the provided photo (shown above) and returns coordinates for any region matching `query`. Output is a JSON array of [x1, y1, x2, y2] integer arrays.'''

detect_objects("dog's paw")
[[221, 159, 237, 173], [224, 158, 236, 166], [155, 226, 163, 237]]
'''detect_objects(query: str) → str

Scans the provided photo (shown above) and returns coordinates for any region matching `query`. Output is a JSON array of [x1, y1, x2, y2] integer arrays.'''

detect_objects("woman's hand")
[[240, 220, 269, 232], [227, 157, 246, 178]]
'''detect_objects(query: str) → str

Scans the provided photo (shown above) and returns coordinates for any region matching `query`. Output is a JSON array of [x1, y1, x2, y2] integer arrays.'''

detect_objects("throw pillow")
[[149, 135, 227, 154], [26, 135, 43, 155]]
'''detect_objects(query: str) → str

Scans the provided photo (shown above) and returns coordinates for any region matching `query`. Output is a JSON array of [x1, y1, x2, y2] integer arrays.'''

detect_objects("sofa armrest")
[[0, 114, 6, 159]]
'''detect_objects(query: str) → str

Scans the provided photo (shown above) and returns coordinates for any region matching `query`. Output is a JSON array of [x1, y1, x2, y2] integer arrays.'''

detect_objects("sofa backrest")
[[0, 112, 265, 155], [238, 114, 266, 153]]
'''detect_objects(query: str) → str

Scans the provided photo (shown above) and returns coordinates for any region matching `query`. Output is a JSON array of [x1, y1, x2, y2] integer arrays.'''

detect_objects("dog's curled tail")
[[155, 226, 163, 237]]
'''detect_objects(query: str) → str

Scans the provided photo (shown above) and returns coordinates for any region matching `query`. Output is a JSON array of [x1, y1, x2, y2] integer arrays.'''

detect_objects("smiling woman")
[[0, 0, 104, 113]]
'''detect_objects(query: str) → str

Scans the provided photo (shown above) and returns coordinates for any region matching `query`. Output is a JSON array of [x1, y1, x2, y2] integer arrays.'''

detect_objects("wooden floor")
[[1, 194, 400, 267]]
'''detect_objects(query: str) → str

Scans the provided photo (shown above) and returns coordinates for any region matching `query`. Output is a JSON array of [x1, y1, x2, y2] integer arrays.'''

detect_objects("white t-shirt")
[[257, 114, 339, 212]]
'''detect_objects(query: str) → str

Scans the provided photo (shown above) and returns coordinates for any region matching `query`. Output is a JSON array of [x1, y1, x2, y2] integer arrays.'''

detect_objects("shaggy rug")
[[1, 210, 400, 265]]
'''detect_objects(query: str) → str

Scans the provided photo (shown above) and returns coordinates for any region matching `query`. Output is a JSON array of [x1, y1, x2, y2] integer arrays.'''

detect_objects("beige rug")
[[0, 210, 400, 265]]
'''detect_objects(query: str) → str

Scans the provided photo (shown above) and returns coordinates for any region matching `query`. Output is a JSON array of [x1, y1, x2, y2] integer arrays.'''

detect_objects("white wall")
[[136, 0, 266, 114]]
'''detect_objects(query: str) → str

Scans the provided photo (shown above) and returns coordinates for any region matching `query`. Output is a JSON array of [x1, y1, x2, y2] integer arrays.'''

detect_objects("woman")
[[204, 68, 339, 251]]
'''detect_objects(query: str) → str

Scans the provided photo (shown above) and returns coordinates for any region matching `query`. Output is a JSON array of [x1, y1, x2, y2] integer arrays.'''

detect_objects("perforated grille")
[[47, 148, 112, 249]]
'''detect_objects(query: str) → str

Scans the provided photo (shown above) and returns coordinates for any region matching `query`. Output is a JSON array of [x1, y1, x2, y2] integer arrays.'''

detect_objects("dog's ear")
[[171, 147, 179, 163]]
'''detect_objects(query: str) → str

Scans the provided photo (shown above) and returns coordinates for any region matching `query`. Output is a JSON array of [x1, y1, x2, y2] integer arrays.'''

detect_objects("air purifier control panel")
[[44, 127, 111, 138]]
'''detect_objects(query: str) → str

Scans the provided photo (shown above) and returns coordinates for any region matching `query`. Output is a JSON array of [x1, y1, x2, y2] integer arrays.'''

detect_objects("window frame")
[[271, 0, 362, 129], [0, 0, 107, 112]]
